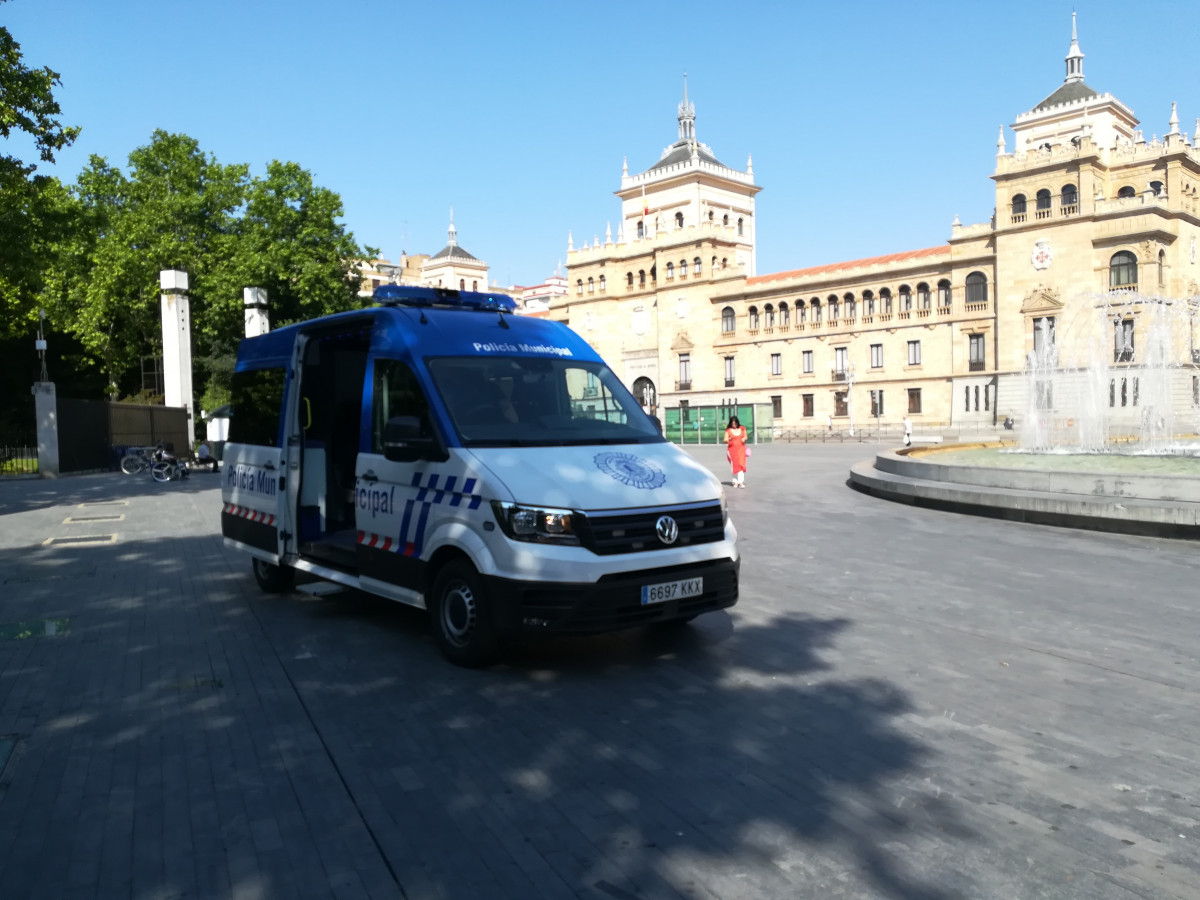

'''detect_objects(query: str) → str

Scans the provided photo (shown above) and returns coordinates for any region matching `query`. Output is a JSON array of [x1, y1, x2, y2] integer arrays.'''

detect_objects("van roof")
[[235, 287, 603, 371]]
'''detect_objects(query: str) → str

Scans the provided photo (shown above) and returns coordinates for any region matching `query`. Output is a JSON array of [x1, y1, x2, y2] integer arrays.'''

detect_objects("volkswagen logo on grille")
[[655, 515, 679, 545]]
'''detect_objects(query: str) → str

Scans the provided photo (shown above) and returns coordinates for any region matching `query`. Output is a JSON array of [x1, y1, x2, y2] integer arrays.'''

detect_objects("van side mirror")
[[383, 415, 442, 462]]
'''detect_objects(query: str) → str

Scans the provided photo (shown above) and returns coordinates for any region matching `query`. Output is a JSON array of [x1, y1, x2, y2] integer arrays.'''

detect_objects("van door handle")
[[360, 471, 378, 483]]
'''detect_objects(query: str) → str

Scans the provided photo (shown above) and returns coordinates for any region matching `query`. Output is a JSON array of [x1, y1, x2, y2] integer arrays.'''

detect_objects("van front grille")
[[575, 502, 725, 555]]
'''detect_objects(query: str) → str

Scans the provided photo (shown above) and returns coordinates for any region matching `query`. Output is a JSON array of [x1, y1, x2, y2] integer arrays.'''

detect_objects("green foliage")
[[0, 9, 79, 336], [39, 132, 375, 397]]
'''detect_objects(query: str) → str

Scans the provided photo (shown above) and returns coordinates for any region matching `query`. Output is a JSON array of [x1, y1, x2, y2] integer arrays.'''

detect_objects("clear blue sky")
[[7, 0, 1199, 288]]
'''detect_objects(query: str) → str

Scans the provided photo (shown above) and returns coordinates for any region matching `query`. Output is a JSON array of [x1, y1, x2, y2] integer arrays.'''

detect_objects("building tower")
[[558, 82, 761, 410], [422, 209, 490, 291]]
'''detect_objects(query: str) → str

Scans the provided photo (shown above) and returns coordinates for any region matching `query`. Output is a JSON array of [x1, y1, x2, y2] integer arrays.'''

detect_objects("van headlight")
[[491, 501, 581, 545]]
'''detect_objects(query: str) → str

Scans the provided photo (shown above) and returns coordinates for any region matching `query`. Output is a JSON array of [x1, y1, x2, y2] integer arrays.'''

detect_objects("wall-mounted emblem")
[[594, 452, 666, 489], [1032, 239, 1053, 271]]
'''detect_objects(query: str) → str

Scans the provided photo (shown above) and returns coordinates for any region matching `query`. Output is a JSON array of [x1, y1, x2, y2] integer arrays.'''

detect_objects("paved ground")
[[0, 442, 1197, 900]]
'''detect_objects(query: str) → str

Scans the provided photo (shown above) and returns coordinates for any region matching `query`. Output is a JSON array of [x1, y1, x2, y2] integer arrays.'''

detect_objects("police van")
[[221, 285, 739, 666]]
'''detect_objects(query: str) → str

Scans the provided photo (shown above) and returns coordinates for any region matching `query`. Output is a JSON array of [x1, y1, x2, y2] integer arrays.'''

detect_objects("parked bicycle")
[[151, 458, 189, 482], [119, 447, 154, 475]]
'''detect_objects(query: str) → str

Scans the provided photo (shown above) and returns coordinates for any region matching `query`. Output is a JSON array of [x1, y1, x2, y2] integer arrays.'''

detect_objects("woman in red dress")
[[724, 416, 748, 488]]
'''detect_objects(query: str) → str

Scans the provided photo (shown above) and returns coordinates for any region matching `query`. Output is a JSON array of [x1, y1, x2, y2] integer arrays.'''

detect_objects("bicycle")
[[120, 447, 154, 475], [151, 458, 190, 482]]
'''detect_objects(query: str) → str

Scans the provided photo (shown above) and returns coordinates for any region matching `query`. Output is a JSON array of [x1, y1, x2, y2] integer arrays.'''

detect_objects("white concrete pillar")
[[244, 287, 270, 337], [31, 381, 59, 478], [160, 269, 195, 449]]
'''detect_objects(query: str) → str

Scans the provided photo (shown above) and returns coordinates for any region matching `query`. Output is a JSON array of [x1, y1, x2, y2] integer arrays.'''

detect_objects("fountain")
[[848, 289, 1200, 538], [1017, 290, 1200, 456]]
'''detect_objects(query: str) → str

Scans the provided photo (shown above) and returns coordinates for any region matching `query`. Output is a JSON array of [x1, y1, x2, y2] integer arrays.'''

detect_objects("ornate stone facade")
[[555, 18, 1200, 430]]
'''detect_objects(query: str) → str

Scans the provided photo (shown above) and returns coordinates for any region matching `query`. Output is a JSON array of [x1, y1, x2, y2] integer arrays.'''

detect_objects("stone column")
[[31, 381, 59, 478], [160, 269, 195, 449], [244, 287, 270, 337]]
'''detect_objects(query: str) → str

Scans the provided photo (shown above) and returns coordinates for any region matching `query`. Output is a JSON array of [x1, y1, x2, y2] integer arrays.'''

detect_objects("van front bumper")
[[481, 556, 739, 636]]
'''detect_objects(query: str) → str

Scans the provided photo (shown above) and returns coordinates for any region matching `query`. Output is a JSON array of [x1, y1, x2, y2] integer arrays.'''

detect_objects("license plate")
[[641, 577, 703, 605]]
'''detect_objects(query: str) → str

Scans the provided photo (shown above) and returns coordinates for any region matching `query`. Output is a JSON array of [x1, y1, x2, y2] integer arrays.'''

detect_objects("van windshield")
[[426, 356, 664, 447]]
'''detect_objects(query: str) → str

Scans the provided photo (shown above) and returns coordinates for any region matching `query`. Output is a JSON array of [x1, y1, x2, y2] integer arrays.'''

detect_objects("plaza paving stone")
[[0, 443, 1196, 899]]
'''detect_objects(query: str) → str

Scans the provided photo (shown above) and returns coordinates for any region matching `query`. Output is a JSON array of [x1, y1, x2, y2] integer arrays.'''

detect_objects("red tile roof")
[[747, 245, 951, 285]]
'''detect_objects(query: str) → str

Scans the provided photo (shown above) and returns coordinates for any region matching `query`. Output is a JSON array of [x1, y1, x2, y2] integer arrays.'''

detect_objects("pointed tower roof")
[[645, 76, 725, 172], [431, 208, 479, 261], [1033, 12, 1098, 111]]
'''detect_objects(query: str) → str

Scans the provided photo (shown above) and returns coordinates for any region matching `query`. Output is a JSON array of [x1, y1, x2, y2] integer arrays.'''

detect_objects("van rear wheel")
[[252, 557, 294, 593], [429, 560, 500, 668]]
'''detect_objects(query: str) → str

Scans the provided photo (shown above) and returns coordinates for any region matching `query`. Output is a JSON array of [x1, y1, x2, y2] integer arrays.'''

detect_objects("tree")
[[41, 131, 376, 398], [0, 5, 79, 336], [41, 132, 248, 393]]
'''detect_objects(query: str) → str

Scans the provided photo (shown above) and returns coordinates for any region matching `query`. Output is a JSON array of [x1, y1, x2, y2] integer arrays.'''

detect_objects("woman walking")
[[725, 415, 748, 488]]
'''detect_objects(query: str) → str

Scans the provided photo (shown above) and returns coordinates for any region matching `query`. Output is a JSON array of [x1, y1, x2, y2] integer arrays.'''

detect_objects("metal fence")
[[0, 445, 38, 476]]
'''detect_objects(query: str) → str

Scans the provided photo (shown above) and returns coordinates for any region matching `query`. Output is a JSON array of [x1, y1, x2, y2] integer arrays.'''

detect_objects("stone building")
[[555, 17, 1200, 434]]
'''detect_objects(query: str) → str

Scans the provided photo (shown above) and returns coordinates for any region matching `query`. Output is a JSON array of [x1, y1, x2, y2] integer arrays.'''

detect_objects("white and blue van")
[[221, 285, 739, 666]]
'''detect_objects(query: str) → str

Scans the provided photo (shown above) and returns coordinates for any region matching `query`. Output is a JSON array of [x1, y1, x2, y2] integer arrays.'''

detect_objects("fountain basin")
[[849, 441, 1200, 539]]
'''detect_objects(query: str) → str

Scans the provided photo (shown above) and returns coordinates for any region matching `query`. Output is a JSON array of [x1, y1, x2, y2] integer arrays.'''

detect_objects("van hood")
[[469, 442, 722, 510]]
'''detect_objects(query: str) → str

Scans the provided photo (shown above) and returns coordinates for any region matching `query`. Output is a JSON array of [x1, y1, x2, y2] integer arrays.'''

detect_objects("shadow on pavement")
[[0, 506, 967, 898]]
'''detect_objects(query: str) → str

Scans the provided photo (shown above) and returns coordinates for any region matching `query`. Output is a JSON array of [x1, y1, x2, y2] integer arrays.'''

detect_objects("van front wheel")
[[429, 560, 500, 668], [252, 558, 294, 593]]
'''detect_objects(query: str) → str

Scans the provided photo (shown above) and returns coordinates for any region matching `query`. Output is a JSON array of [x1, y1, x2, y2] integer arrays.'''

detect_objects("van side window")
[[229, 367, 286, 446], [372, 358, 432, 453]]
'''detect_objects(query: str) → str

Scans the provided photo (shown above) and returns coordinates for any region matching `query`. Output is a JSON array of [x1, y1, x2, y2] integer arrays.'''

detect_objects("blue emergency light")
[[373, 284, 518, 313]]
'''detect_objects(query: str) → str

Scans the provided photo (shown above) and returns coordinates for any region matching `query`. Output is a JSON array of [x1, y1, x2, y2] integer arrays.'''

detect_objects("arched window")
[[1110, 251, 1138, 290], [637, 221, 645, 239], [460, 279, 465, 290], [708, 210, 714, 222], [679, 259, 688, 277], [626, 272, 633, 287], [472, 280, 478, 291], [844, 293, 856, 319], [1012, 194, 1027, 216], [863, 290, 875, 316], [1061, 184, 1078, 209], [880, 288, 892, 315], [965, 272, 988, 305], [764, 303, 775, 328], [917, 283, 930, 309], [811, 299, 821, 323], [797, 300, 807, 323], [587, 277, 594, 294], [937, 279, 952, 307], [737, 217, 744, 236], [712, 255, 718, 270], [576, 279, 583, 295], [723, 214, 729, 226], [779, 301, 789, 327], [1150, 180, 1164, 196], [748, 306, 760, 330], [1036, 189, 1052, 217], [693, 257, 702, 275], [721, 257, 728, 269], [638, 270, 646, 287], [666, 262, 675, 280], [721, 306, 736, 333], [675, 211, 684, 228], [1158, 249, 1166, 286], [599, 274, 606, 291], [828, 295, 839, 320], [1118, 186, 1136, 199], [899, 285, 911, 311]]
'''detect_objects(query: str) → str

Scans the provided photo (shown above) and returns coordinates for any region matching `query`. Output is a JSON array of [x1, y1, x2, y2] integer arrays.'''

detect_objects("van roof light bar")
[[373, 284, 517, 313]]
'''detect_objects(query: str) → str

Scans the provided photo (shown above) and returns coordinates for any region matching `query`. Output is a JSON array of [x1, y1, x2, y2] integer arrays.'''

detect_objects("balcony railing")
[[831, 369, 847, 382], [724, 378, 736, 388], [969, 360, 986, 372], [675, 380, 691, 391]]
